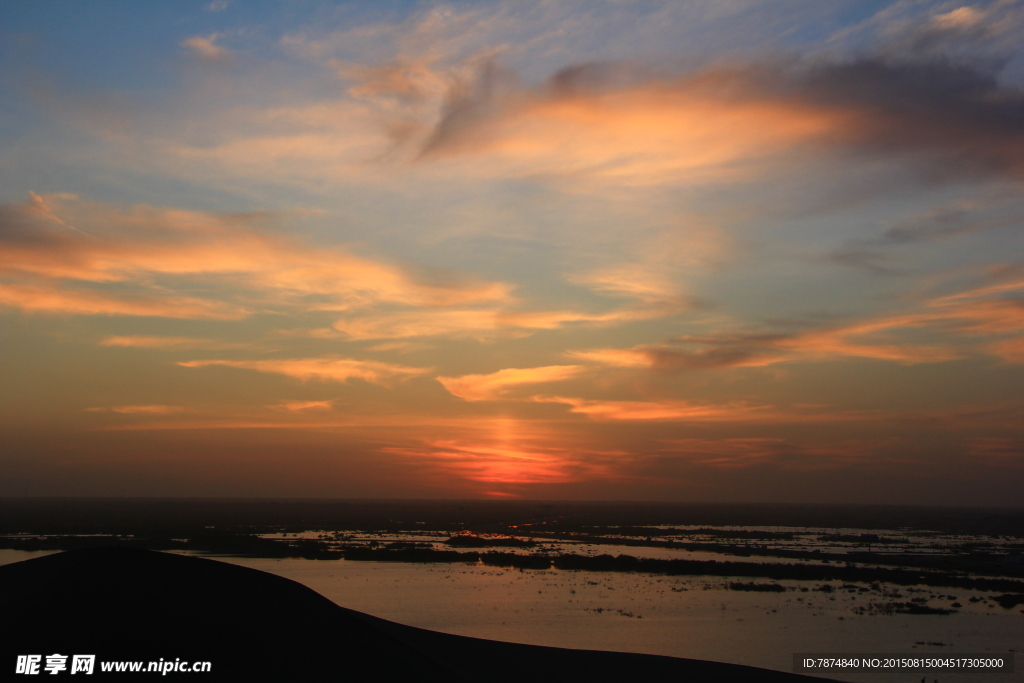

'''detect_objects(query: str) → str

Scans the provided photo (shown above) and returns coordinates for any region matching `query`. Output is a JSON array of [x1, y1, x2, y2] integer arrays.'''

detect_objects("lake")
[[1, 546, 1018, 682]]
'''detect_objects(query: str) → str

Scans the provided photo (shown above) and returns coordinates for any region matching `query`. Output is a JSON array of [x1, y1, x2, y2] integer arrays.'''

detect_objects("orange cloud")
[[333, 305, 670, 340], [0, 195, 510, 318], [334, 309, 504, 340], [93, 420, 333, 432], [27, 191, 91, 237], [928, 280, 1024, 334], [417, 66, 849, 185], [416, 57, 1024, 183], [437, 365, 583, 401], [574, 276, 1024, 372], [99, 335, 243, 350], [567, 344, 778, 370], [776, 316, 961, 364], [92, 413, 530, 433], [273, 400, 334, 412], [181, 33, 231, 60], [179, 357, 429, 385], [535, 395, 777, 422], [0, 283, 246, 319], [87, 405, 185, 415], [566, 348, 652, 368], [366, 341, 433, 353], [987, 337, 1024, 364], [778, 279, 1024, 363], [534, 395, 884, 424], [569, 262, 700, 309]]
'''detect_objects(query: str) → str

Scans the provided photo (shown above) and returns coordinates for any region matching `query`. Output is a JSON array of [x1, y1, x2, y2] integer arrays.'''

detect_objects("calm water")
[[2, 549, 1019, 682], [194, 554, 1022, 683]]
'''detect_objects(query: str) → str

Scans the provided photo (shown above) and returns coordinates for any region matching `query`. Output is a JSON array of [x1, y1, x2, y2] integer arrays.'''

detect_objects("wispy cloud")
[[0, 194, 510, 319], [99, 335, 245, 350], [373, 47, 1024, 185], [988, 336, 1024, 364], [273, 400, 334, 412], [0, 283, 246, 319], [570, 266, 696, 308], [88, 405, 185, 415], [437, 365, 583, 401], [657, 437, 816, 468], [833, 0, 1024, 65], [333, 305, 667, 340], [366, 340, 433, 353], [534, 395, 781, 422], [568, 343, 779, 371], [829, 196, 1023, 275], [179, 357, 429, 386], [566, 347, 652, 368], [410, 62, 847, 185], [573, 273, 1024, 371], [588, 320, 948, 371], [533, 395, 891, 424], [27, 191, 92, 237], [181, 33, 231, 60], [968, 437, 1024, 462]]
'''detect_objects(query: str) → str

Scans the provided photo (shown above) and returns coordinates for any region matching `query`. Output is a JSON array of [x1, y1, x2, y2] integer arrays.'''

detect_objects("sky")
[[1, 0, 1023, 504]]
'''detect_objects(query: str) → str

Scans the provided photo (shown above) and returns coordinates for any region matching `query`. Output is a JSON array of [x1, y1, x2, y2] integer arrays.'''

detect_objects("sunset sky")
[[2, 0, 1023, 503]]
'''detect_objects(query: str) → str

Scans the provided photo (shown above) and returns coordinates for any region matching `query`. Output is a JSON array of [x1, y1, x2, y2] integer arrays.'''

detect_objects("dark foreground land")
[[0, 548, 837, 681]]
